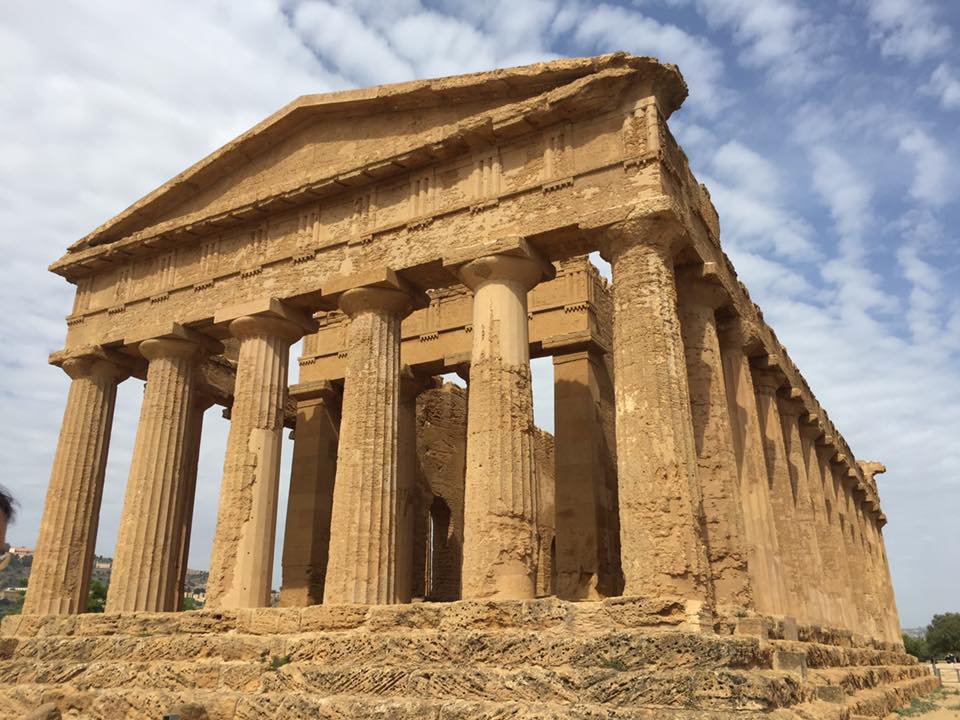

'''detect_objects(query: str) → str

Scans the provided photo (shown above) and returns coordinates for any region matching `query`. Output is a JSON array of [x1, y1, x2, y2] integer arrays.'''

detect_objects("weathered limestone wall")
[[31, 54, 903, 652]]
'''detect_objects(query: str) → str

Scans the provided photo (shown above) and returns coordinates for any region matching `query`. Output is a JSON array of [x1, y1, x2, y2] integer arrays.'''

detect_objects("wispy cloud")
[[863, 0, 952, 62]]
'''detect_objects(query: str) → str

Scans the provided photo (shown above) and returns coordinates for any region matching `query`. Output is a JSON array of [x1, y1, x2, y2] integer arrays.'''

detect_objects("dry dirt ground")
[[897, 679, 960, 718]]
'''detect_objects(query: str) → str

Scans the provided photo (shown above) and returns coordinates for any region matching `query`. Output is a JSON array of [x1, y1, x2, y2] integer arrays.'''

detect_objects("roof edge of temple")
[[61, 53, 686, 259]]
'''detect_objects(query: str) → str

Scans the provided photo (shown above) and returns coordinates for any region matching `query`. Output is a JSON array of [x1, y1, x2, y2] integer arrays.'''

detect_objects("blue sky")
[[0, 0, 957, 628]]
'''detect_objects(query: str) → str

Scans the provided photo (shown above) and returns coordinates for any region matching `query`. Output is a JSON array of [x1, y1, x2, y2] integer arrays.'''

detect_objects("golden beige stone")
[[17, 54, 917, 717], [23, 355, 127, 615]]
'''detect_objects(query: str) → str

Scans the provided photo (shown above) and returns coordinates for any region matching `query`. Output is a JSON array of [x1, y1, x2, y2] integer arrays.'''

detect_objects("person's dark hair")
[[0, 486, 15, 523]]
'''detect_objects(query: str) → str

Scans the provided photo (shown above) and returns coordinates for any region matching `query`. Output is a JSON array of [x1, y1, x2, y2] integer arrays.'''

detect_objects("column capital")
[[399, 364, 438, 402], [139, 336, 207, 362], [323, 267, 428, 320], [676, 262, 730, 310], [229, 315, 307, 343], [799, 417, 825, 440], [126, 321, 224, 357], [339, 285, 420, 319], [598, 212, 687, 260], [751, 366, 785, 394], [446, 237, 554, 292], [716, 315, 763, 354], [215, 297, 317, 342], [775, 390, 807, 418], [50, 346, 134, 382], [290, 379, 342, 407]]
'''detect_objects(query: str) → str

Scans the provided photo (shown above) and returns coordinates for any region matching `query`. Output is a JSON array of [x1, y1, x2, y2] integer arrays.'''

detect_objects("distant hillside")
[[1, 553, 209, 594]]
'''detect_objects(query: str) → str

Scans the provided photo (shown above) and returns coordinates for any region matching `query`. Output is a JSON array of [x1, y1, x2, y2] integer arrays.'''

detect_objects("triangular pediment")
[[55, 53, 686, 276]]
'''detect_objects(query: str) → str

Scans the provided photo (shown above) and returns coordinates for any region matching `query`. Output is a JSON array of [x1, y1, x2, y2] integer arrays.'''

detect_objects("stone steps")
[[0, 685, 792, 720], [769, 639, 917, 669], [0, 601, 939, 719], [0, 658, 807, 710], [806, 663, 933, 695], [3, 629, 769, 671]]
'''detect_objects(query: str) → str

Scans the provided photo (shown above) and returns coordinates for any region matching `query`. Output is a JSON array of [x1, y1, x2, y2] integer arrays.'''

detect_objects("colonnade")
[[23, 223, 901, 643]]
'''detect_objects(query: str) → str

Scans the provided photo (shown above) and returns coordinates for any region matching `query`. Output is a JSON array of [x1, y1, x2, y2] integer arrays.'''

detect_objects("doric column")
[[106, 336, 210, 613], [832, 457, 874, 638], [279, 381, 341, 607], [858, 461, 903, 645], [799, 419, 846, 629], [23, 353, 128, 615], [752, 367, 808, 622], [323, 283, 421, 605], [815, 440, 858, 631], [456, 246, 553, 600], [603, 218, 710, 603], [206, 301, 314, 609], [717, 319, 788, 617], [866, 513, 903, 644], [677, 269, 753, 612], [851, 481, 887, 640], [777, 394, 830, 626], [168, 392, 214, 611], [552, 349, 620, 600], [396, 367, 435, 603]]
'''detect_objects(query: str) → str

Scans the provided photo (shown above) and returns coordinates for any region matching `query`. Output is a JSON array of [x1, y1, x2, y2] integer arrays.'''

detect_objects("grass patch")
[[599, 657, 628, 672], [268, 655, 291, 671], [895, 696, 938, 716]]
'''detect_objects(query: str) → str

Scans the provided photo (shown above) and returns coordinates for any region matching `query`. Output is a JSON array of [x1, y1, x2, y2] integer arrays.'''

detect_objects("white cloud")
[[808, 147, 873, 258], [567, 2, 729, 116], [898, 128, 955, 207], [694, 0, 826, 87], [864, 0, 952, 62], [924, 63, 960, 110]]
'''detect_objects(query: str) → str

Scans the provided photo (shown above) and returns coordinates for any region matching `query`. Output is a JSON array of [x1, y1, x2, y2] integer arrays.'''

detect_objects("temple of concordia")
[[1, 54, 937, 719]]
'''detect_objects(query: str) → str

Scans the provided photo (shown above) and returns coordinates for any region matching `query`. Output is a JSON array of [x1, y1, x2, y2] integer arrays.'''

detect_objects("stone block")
[[299, 603, 369, 632], [781, 616, 799, 642], [178, 610, 240, 635], [816, 684, 847, 703], [772, 650, 807, 678], [240, 608, 302, 635], [367, 603, 444, 631], [735, 617, 769, 641]]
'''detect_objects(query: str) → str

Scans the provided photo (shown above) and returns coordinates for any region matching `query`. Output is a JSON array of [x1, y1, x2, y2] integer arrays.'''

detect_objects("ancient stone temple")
[[1, 54, 936, 719]]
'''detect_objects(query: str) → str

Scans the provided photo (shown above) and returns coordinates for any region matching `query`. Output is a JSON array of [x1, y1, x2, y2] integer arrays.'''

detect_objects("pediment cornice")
[[52, 53, 685, 280]]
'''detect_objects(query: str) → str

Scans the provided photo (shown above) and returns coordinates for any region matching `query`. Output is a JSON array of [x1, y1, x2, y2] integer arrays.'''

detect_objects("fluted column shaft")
[[778, 398, 830, 626], [106, 338, 202, 613], [800, 426, 847, 629], [677, 281, 752, 611], [169, 393, 213, 610], [606, 221, 709, 603], [396, 369, 431, 604], [853, 494, 887, 640], [323, 287, 413, 605], [552, 350, 620, 600], [816, 444, 858, 631], [866, 516, 902, 644], [459, 254, 545, 600], [206, 316, 303, 609], [279, 384, 341, 607], [717, 322, 788, 617], [23, 357, 126, 615], [834, 464, 875, 637], [752, 370, 808, 622]]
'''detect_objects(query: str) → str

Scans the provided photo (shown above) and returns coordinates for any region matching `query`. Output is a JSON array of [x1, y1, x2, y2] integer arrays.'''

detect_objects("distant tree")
[[181, 595, 199, 612], [0, 486, 15, 524], [926, 613, 960, 658], [86, 580, 108, 613], [903, 633, 931, 661]]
